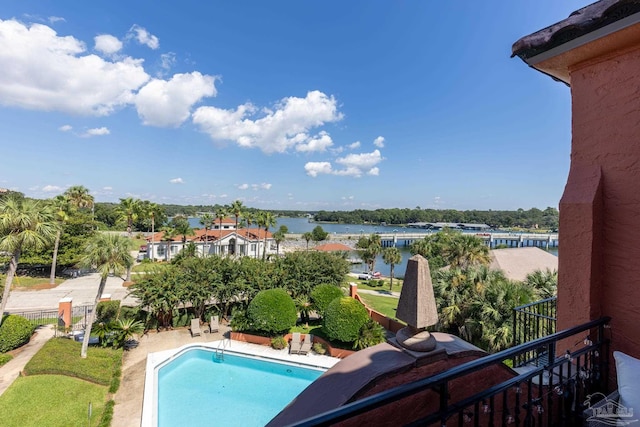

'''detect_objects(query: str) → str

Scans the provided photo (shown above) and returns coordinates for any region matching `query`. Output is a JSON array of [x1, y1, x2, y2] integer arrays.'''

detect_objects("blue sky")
[[0, 1, 593, 211]]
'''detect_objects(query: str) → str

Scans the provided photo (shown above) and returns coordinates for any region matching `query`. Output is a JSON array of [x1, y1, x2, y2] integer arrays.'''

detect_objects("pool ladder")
[[215, 338, 230, 361]]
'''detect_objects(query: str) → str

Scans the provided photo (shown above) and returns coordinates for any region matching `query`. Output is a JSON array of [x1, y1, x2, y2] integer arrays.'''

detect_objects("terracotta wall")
[[560, 45, 640, 360]]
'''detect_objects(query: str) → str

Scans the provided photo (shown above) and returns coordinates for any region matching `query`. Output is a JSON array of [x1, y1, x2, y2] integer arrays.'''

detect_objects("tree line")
[[313, 207, 559, 229]]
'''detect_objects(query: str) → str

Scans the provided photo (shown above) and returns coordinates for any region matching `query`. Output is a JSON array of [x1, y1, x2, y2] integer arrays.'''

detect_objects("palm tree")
[[214, 206, 228, 256], [160, 226, 178, 262], [141, 201, 162, 262], [356, 234, 382, 273], [48, 195, 70, 285], [273, 229, 286, 256], [302, 232, 312, 250], [79, 233, 133, 358], [0, 196, 58, 326], [64, 185, 94, 210], [525, 268, 557, 299], [199, 213, 214, 257], [229, 200, 245, 256], [116, 197, 142, 238], [258, 211, 277, 260], [242, 211, 257, 258], [382, 246, 402, 290]]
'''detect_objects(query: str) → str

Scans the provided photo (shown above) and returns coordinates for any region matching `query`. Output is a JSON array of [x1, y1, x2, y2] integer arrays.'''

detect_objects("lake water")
[[187, 217, 557, 279]]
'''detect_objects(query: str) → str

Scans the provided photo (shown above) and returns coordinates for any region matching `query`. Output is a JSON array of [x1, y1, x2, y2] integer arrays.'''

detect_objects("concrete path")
[[5, 273, 137, 312], [0, 324, 56, 397]]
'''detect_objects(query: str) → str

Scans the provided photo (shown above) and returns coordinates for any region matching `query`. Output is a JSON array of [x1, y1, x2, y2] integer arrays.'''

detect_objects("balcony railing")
[[513, 297, 557, 368], [285, 316, 610, 427]]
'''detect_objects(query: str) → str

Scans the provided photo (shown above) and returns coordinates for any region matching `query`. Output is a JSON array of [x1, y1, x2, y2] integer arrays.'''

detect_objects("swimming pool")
[[143, 342, 337, 427]]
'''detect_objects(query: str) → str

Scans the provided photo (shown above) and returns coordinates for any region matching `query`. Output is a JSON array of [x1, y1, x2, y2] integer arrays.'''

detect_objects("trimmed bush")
[[323, 297, 369, 343], [271, 336, 287, 350], [353, 319, 386, 350], [0, 315, 35, 352], [248, 289, 297, 335], [311, 284, 344, 317]]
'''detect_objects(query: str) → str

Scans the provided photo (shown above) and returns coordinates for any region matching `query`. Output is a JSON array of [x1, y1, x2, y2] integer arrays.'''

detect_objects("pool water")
[[157, 349, 324, 427]]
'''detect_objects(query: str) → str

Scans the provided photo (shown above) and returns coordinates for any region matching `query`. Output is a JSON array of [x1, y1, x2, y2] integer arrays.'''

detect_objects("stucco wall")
[[561, 45, 640, 359]]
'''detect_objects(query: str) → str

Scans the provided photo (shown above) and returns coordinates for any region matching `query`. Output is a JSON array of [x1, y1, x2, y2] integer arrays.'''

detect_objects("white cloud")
[[252, 183, 272, 190], [169, 177, 184, 184], [193, 90, 343, 153], [103, 186, 113, 191], [305, 150, 383, 178], [160, 53, 176, 73], [348, 141, 361, 149], [0, 19, 150, 115], [238, 183, 249, 190], [48, 16, 65, 24], [83, 127, 110, 137], [42, 185, 63, 192], [373, 136, 385, 148], [341, 195, 355, 200], [94, 34, 122, 55], [128, 25, 159, 49], [59, 124, 72, 132], [296, 131, 333, 152], [135, 72, 216, 127], [304, 162, 333, 177]]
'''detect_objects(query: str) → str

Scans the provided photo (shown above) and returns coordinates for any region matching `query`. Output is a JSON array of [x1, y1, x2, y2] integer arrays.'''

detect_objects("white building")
[[145, 218, 277, 261]]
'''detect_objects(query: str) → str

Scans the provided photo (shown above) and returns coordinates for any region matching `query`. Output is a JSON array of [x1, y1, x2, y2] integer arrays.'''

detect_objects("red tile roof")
[[146, 227, 272, 243]]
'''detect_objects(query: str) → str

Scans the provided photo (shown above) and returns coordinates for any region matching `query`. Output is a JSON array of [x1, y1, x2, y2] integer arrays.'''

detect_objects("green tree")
[[258, 211, 277, 260], [524, 268, 557, 299], [382, 246, 402, 290], [214, 206, 228, 255], [116, 197, 142, 237], [273, 229, 286, 256], [356, 234, 382, 272], [48, 195, 70, 285], [78, 233, 133, 358], [302, 232, 312, 250], [311, 225, 328, 243], [199, 212, 214, 256], [229, 200, 246, 256], [0, 196, 58, 326], [64, 185, 94, 211]]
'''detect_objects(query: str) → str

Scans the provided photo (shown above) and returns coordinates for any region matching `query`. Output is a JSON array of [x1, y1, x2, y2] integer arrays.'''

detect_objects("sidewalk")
[[0, 324, 56, 397]]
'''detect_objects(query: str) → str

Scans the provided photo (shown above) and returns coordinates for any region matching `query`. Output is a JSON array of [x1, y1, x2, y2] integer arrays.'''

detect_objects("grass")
[[0, 274, 64, 290], [0, 375, 107, 427], [24, 338, 122, 386], [354, 277, 404, 293], [0, 353, 12, 366], [358, 293, 401, 320]]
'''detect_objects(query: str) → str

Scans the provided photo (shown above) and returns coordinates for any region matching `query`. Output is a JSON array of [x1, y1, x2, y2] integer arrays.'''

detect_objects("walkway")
[[0, 324, 56, 397]]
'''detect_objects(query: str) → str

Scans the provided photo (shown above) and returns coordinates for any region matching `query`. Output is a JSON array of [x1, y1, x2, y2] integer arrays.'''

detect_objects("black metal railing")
[[285, 316, 610, 427], [8, 304, 93, 332], [513, 297, 557, 368]]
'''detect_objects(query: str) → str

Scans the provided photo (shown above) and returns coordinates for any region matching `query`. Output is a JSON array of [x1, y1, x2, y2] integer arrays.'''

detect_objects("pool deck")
[[113, 325, 340, 427]]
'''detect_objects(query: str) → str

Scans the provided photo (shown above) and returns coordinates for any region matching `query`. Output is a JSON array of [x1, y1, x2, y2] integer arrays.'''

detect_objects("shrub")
[[312, 342, 327, 355], [0, 353, 13, 366], [248, 289, 297, 335], [323, 297, 369, 343], [96, 300, 120, 323], [118, 305, 141, 322], [0, 315, 34, 352], [311, 284, 344, 317], [229, 307, 252, 332], [98, 400, 115, 427], [271, 336, 287, 350], [353, 319, 386, 350]]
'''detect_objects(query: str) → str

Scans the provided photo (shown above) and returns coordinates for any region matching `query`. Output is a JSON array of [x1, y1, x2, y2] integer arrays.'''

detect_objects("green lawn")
[[358, 293, 402, 321], [351, 276, 404, 293], [24, 338, 122, 386], [0, 274, 64, 289], [0, 375, 107, 427]]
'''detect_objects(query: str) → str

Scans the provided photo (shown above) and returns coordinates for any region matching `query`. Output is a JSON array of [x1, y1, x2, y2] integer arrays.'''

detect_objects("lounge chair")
[[190, 318, 202, 337], [209, 315, 219, 333], [299, 334, 313, 355], [290, 332, 301, 354]]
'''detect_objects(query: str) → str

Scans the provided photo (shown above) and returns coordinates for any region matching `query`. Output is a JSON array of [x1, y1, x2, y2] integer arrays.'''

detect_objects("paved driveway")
[[5, 273, 138, 311]]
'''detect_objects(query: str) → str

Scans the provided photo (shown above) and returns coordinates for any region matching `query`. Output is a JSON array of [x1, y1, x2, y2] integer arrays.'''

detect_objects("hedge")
[[248, 289, 297, 334], [323, 297, 369, 343], [0, 315, 35, 353], [311, 284, 344, 317]]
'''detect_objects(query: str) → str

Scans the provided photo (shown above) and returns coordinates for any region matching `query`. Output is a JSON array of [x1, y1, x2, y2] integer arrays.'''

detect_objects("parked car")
[[358, 272, 374, 280]]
